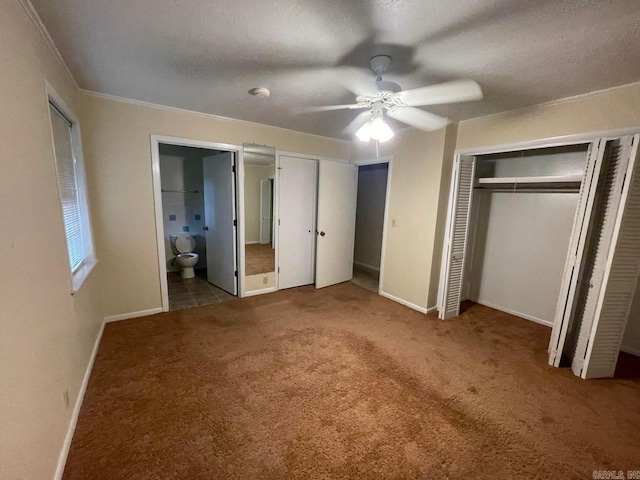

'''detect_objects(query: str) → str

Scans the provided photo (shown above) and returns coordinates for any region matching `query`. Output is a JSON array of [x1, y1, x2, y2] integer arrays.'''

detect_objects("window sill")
[[71, 257, 98, 295]]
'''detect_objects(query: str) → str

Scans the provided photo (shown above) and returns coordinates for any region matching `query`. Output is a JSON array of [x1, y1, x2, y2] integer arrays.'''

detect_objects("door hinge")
[[234, 270, 238, 277], [278, 219, 280, 226], [232, 165, 236, 173], [278, 267, 280, 273], [233, 219, 237, 227]]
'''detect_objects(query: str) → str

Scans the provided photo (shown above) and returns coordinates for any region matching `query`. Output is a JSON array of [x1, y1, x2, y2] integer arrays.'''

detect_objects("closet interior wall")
[[464, 146, 589, 326]]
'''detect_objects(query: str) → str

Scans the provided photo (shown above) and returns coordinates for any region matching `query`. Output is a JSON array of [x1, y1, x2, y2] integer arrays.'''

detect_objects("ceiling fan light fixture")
[[355, 121, 372, 142], [370, 116, 394, 142], [355, 117, 394, 143]]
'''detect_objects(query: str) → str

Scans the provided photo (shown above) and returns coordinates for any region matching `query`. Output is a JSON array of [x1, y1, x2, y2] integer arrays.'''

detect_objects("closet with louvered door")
[[439, 135, 640, 379], [438, 155, 475, 319], [548, 141, 604, 367], [440, 144, 588, 327], [554, 135, 640, 379]]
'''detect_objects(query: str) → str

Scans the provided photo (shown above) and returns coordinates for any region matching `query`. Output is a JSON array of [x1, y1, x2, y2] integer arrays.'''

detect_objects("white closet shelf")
[[477, 174, 583, 185]]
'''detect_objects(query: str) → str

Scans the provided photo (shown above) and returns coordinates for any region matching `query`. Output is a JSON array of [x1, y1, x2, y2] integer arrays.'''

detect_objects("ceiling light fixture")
[[248, 87, 270, 98], [356, 104, 394, 143]]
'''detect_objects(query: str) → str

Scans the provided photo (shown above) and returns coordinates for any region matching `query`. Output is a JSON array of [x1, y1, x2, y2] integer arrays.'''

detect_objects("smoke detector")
[[248, 87, 270, 98]]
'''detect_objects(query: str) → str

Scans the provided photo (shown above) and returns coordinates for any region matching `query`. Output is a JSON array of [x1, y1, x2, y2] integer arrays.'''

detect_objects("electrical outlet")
[[63, 389, 70, 409], [263, 276, 268, 284]]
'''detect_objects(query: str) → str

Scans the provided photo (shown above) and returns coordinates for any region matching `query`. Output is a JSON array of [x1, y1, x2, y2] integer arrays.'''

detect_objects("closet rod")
[[474, 187, 580, 193]]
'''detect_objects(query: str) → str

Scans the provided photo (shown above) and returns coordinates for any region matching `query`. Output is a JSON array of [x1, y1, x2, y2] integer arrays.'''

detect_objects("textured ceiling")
[[31, 0, 640, 139]]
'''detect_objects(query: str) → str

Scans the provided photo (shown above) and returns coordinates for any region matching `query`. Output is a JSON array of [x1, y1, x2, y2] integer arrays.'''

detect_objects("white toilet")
[[170, 233, 199, 278]]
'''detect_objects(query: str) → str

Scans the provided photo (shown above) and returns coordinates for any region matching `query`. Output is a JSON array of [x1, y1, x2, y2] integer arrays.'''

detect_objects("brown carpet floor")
[[245, 243, 275, 275], [64, 283, 640, 479]]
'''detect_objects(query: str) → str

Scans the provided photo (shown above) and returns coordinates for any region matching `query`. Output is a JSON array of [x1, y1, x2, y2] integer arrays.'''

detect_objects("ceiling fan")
[[304, 55, 483, 142]]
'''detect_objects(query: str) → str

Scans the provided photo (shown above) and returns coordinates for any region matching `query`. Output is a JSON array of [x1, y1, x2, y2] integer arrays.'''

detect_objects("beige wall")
[[79, 92, 350, 317], [0, 2, 104, 479], [245, 272, 275, 291], [428, 124, 458, 307], [457, 82, 640, 150], [351, 126, 455, 310]]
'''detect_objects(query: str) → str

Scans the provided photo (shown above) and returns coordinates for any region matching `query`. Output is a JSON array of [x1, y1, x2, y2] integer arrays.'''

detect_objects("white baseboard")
[[621, 345, 640, 357], [54, 321, 104, 480], [242, 287, 276, 297], [245, 240, 260, 245], [353, 260, 380, 273], [104, 307, 163, 323], [379, 290, 428, 314], [473, 299, 553, 327], [426, 305, 438, 314]]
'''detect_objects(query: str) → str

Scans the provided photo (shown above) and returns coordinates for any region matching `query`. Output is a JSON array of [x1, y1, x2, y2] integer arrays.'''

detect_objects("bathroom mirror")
[[242, 143, 276, 294]]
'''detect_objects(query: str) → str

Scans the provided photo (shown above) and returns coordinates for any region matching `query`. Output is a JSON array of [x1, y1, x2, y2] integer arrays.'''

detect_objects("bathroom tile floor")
[[167, 270, 235, 311]]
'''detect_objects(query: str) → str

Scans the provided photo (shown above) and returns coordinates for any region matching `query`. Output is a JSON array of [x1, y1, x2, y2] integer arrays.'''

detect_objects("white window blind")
[[50, 103, 86, 272]]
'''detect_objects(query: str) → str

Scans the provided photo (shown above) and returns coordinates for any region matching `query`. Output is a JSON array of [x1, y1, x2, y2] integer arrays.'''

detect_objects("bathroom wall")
[[159, 144, 207, 271]]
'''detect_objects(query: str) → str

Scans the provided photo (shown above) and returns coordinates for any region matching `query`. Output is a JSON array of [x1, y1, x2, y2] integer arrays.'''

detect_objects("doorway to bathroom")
[[151, 136, 240, 312]]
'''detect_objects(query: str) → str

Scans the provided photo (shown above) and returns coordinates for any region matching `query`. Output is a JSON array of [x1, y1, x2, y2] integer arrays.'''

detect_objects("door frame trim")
[[350, 155, 393, 298], [150, 134, 243, 311]]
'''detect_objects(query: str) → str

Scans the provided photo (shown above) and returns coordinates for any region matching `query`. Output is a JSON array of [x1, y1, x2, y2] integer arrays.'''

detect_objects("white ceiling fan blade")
[[395, 80, 483, 107], [298, 104, 362, 113], [387, 106, 449, 131], [343, 111, 371, 136], [337, 67, 380, 97]]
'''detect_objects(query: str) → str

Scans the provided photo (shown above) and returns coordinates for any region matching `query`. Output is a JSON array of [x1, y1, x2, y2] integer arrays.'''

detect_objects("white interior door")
[[260, 178, 272, 244], [576, 135, 640, 379], [315, 161, 358, 289], [203, 152, 237, 295], [548, 141, 605, 366], [316, 161, 358, 288], [438, 155, 476, 319], [278, 156, 317, 289]]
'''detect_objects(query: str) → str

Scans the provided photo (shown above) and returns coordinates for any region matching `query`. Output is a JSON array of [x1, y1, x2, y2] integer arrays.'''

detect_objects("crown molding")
[[19, 0, 79, 89], [79, 89, 352, 145], [460, 79, 640, 126]]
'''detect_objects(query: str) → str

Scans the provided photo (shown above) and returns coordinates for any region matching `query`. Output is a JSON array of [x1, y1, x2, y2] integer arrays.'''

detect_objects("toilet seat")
[[174, 234, 195, 253]]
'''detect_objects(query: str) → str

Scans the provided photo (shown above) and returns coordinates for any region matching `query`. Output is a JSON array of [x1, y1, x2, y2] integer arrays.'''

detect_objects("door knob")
[[319, 231, 325, 237], [203, 226, 209, 231]]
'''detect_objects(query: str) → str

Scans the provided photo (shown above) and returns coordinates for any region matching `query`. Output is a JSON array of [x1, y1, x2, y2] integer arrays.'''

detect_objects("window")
[[48, 95, 96, 292]]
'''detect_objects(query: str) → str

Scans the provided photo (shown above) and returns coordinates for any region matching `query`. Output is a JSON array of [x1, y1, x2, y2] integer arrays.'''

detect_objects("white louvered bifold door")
[[438, 155, 475, 320], [577, 135, 640, 379], [548, 141, 605, 367]]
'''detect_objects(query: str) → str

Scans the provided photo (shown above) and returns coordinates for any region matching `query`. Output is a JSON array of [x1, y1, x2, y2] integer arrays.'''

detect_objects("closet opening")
[[439, 133, 640, 379], [464, 144, 588, 328], [352, 162, 389, 293]]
